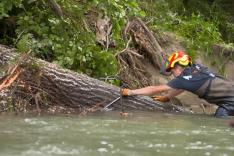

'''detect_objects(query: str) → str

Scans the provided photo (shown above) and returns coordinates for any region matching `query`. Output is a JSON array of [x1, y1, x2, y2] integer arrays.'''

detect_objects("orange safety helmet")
[[165, 51, 192, 72]]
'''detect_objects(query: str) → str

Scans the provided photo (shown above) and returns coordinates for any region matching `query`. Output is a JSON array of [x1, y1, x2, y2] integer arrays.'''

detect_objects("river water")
[[0, 111, 233, 156]]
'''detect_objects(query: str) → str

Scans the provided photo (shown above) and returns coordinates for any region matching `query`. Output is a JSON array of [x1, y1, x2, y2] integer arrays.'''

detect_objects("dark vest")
[[194, 66, 234, 105]]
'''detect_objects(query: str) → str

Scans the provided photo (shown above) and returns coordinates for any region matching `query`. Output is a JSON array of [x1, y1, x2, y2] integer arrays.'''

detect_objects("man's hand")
[[121, 88, 132, 96], [152, 95, 170, 102]]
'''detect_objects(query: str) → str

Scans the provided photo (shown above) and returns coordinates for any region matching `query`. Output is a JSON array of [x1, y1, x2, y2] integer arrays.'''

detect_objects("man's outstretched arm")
[[122, 85, 172, 96]]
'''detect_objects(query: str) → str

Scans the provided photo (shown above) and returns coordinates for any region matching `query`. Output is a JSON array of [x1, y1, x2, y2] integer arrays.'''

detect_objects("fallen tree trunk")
[[0, 45, 187, 114]]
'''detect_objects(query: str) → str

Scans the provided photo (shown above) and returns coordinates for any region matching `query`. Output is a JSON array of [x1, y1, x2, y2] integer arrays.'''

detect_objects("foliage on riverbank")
[[0, 0, 234, 78], [140, 0, 234, 58]]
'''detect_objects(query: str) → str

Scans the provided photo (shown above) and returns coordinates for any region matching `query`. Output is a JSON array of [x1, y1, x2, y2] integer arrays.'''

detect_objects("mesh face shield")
[[160, 57, 172, 76]]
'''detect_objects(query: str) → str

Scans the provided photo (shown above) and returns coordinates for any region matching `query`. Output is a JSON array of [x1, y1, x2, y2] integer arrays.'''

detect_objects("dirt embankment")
[[156, 33, 234, 115], [1, 16, 233, 116], [148, 32, 218, 115], [117, 18, 234, 115]]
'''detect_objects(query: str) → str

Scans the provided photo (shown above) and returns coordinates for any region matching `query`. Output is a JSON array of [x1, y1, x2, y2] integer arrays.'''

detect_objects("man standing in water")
[[122, 51, 234, 117]]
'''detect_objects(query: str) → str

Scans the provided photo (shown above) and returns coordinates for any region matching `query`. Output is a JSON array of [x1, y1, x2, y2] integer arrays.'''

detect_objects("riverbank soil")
[[1, 16, 234, 116], [116, 19, 219, 115]]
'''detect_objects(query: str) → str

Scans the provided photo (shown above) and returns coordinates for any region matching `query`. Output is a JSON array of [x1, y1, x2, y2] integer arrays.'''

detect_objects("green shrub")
[[174, 13, 222, 53], [12, 0, 145, 78], [0, 0, 23, 19], [1, 0, 233, 78], [140, 0, 226, 58]]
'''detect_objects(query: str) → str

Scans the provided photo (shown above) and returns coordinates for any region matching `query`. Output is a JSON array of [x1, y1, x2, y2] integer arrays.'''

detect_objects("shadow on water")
[[0, 111, 233, 156]]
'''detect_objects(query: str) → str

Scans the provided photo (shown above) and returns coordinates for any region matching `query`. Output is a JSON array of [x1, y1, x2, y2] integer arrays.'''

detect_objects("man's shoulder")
[[180, 63, 206, 80]]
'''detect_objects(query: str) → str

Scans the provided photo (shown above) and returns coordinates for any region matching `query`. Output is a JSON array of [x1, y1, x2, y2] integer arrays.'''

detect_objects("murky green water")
[[0, 111, 233, 156]]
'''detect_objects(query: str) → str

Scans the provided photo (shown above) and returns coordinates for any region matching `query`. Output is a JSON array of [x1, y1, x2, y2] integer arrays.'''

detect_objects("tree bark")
[[0, 45, 187, 114]]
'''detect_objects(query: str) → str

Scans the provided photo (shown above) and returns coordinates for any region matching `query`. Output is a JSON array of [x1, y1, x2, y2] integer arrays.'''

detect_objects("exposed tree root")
[[116, 17, 165, 88]]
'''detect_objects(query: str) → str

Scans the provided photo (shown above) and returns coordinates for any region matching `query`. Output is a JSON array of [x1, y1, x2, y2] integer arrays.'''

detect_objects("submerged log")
[[0, 45, 187, 114]]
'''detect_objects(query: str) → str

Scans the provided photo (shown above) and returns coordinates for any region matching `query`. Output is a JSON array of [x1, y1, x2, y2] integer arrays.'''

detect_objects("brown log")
[[0, 45, 187, 114]]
